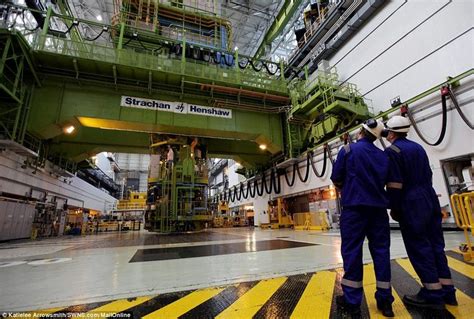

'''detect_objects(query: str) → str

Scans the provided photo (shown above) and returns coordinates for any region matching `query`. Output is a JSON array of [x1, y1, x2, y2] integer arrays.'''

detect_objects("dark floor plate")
[[129, 239, 317, 262]]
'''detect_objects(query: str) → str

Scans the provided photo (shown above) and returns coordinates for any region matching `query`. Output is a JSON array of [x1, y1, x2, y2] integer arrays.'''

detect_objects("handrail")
[[450, 192, 474, 262]]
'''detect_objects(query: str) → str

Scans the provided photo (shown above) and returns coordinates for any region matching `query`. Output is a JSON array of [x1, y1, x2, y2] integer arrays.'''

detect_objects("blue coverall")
[[331, 137, 394, 306], [385, 137, 455, 304]]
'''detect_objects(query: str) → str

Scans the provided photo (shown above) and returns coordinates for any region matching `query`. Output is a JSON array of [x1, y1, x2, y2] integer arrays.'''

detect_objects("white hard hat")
[[386, 115, 411, 133], [362, 119, 384, 139]]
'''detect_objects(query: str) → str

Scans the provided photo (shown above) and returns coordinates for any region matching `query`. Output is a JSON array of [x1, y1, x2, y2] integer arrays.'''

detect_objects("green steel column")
[[12, 57, 24, 98], [280, 59, 285, 84], [181, 35, 186, 74], [304, 65, 309, 80], [235, 48, 240, 82], [117, 23, 125, 62], [118, 23, 125, 50], [12, 101, 24, 141], [40, 6, 53, 50], [254, 0, 303, 59], [0, 36, 11, 76]]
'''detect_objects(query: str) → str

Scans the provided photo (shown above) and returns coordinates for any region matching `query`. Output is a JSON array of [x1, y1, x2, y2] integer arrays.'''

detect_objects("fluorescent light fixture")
[[63, 125, 75, 134], [96, 15, 103, 21], [259, 144, 267, 150]]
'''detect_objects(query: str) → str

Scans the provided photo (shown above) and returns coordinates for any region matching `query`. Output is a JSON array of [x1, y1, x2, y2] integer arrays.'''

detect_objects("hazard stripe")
[[216, 277, 287, 318], [253, 273, 311, 318], [181, 282, 257, 318], [447, 255, 474, 279], [291, 271, 336, 319], [28, 307, 65, 315], [446, 249, 472, 263], [30, 253, 474, 319], [389, 259, 444, 318], [362, 263, 410, 318], [85, 296, 154, 316], [397, 258, 473, 318], [122, 291, 190, 318], [59, 301, 111, 313], [142, 287, 224, 318]]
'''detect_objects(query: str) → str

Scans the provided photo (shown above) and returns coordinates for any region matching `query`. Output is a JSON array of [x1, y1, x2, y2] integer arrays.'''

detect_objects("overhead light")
[[96, 15, 103, 21], [234, 46, 238, 51], [63, 125, 75, 134], [259, 144, 267, 150]]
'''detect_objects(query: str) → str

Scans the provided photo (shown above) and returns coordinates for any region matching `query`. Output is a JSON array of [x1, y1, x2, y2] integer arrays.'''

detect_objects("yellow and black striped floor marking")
[[29, 252, 473, 319]]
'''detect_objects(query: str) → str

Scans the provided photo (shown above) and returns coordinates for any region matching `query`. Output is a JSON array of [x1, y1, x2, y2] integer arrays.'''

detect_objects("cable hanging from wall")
[[234, 185, 241, 201], [272, 169, 281, 194], [255, 175, 264, 196], [262, 171, 273, 194], [82, 25, 109, 42], [405, 86, 448, 146], [296, 153, 311, 183], [238, 57, 250, 69], [248, 179, 256, 197], [310, 148, 328, 178], [284, 162, 297, 187], [446, 85, 474, 129]]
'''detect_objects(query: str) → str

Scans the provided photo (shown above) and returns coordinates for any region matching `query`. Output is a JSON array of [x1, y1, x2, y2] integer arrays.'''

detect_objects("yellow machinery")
[[450, 192, 474, 262], [117, 191, 147, 210], [293, 211, 330, 231], [261, 198, 293, 229], [213, 200, 229, 228]]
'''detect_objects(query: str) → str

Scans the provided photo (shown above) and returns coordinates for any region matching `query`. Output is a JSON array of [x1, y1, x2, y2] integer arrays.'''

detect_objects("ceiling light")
[[96, 15, 103, 21], [234, 46, 238, 51], [259, 144, 267, 150], [63, 125, 75, 134]]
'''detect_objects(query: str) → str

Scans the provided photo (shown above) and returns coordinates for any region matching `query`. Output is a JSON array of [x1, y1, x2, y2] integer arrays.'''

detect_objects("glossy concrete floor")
[[0, 227, 468, 312]]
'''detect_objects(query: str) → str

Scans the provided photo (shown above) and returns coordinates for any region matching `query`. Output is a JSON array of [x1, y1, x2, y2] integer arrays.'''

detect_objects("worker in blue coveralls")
[[331, 119, 394, 318], [383, 115, 457, 310]]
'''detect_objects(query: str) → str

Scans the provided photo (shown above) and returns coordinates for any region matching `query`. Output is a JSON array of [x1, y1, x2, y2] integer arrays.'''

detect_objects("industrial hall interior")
[[0, 0, 473, 318]]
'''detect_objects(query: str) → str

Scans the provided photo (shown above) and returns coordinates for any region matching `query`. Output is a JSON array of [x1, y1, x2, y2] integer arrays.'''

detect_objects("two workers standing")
[[331, 116, 457, 317]]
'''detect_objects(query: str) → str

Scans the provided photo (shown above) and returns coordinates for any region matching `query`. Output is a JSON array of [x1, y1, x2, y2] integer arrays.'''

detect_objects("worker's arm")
[[385, 149, 404, 220], [330, 147, 347, 189]]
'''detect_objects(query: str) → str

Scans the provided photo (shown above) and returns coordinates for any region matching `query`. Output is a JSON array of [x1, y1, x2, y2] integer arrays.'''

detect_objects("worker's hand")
[[390, 209, 401, 222]]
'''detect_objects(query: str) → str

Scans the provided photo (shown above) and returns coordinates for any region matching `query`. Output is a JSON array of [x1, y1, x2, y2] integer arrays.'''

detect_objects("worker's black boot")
[[336, 295, 361, 318], [376, 300, 395, 317], [403, 294, 445, 310]]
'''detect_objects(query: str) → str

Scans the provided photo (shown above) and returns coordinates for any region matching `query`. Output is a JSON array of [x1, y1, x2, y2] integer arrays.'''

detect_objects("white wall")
[[0, 151, 117, 212], [226, 0, 474, 224], [330, 0, 473, 110]]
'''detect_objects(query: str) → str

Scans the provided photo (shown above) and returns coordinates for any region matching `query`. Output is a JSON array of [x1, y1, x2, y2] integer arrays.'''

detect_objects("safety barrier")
[[450, 192, 474, 262], [293, 211, 330, 231]]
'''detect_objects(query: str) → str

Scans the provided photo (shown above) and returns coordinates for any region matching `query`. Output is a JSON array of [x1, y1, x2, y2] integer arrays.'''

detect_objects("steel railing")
[[450, 192, 474, 262]]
